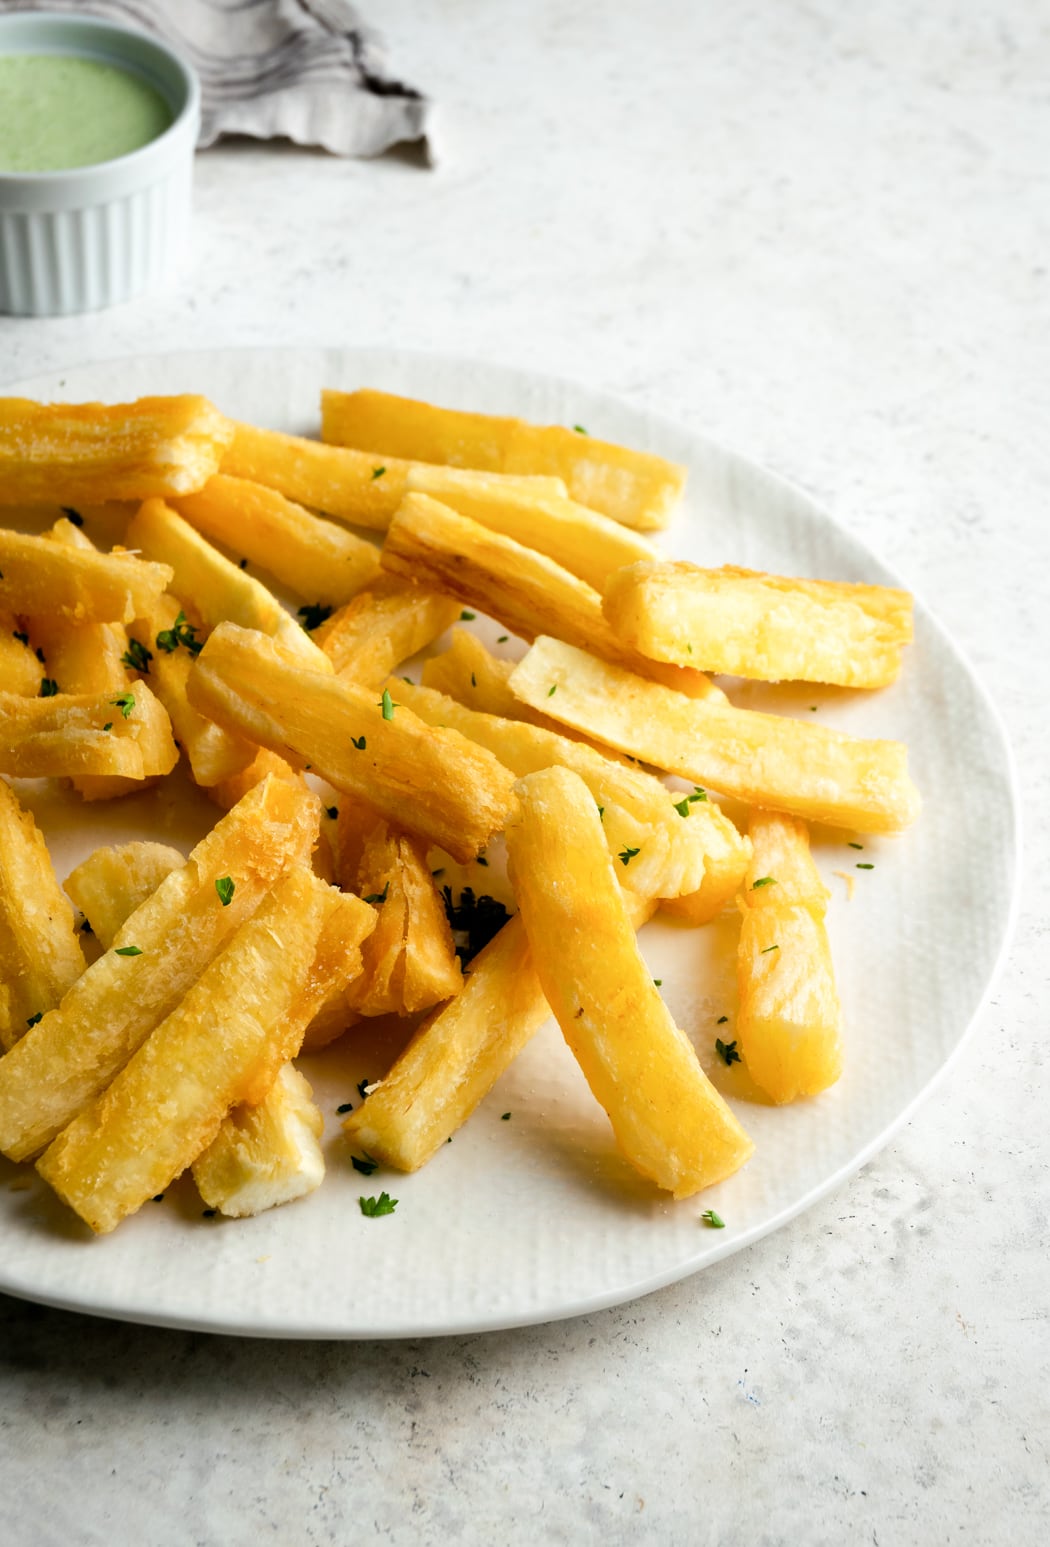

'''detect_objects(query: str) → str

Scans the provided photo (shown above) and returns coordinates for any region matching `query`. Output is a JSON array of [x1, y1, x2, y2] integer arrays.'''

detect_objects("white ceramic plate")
[[0, 348, 1019, 1339]]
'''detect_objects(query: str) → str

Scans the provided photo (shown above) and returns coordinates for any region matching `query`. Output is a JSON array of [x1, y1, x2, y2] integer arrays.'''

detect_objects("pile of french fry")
[[0, 386, 920, 1234]]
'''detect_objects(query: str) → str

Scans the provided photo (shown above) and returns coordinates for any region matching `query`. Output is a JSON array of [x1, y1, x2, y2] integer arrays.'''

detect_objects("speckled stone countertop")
[[1, 3, 1046, 1543]]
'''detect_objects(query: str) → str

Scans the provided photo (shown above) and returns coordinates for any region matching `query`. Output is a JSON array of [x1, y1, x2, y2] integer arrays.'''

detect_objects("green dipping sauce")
[[0, 53, 172, 173]]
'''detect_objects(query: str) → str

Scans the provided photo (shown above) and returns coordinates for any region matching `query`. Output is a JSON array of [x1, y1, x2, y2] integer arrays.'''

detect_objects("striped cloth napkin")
[[0, 0, 433, 160]]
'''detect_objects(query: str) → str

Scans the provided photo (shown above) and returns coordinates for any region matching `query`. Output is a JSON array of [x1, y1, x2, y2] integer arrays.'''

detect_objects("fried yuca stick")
[[314, 575, 459, 688], [322, 387, 685, 533], [126, 593, 257, 788], [187, 622, 515, 863], [0, 682, 178, 781], [0, 612, 41, 695], [510, 638, 922, 835], [0, 527, 172, 623], [603, 561, 914, 688], [420, 628, 574, 736], [222, 422, 565, 533], [389, 677, 749, 906], [736, 811, 843, 1102], [337, 802, 461, 1018], [0, 395, 233, 506], [192, 1063, 326, 1219], [205, 745, 306, 812], [342, 917, 544, 1170], [380, 494, 724, 701], [36, 870, 375, 1234], [506, 766, 754, 1197], [0, 775, 321, 1161], [63, 841, 186, 947], [126, 498, 331, 672], [0, 779, 86, 1052], [174, 474, 381, 607], [63, 836, 336, 1212], [405, 465, 655, 592]]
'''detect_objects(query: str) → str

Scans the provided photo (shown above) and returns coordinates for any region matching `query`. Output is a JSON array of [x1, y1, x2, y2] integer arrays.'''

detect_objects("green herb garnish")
[[460, 610, 476, 621], [336, 1102, 354, 1115], [856, 862, 874, 869], [751, 876, 777, 889], [618, 846, 640, 866], [111, 692, 135, 719], [364, 883, 390, 905], [547, 683, 557, 697], [215, 876, 235, 907], [760, 944, 779, 954], [121, 638, 152, 675], [379, 688, 396, 720], [371, 466, 386, 480], [351, 734, 367, 750], [701, 1209, 725, 1229], [442, 886, 511, 965], [115, 945, 143, 957], [351, 1153, 379, 1176], [26, 1012, 43, 1028], [155, 611, 202, 656], [359, 1192, 397, 1217], [715, 1038, 741, 1066], [39, 678, 59, 697], [298, 602, 334, 633]]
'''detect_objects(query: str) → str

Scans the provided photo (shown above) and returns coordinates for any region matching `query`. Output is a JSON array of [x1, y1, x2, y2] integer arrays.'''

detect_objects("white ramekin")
[[0, 11, 199, 317]]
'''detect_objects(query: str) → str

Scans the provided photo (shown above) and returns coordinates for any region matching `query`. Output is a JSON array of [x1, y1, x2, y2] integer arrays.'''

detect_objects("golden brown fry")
[[205, 745, 306, 812], [63, 841, 186, 948], [339, 806, 461, 1017], [510, 638, 922, 835], [506, 766, 754, 1197], [0, 527, 172, 623], [314, 575, 459, 688], [192, 1063, 326, 1218], [223, 420, 566, 534], [0, 779, 86, 1052], [0, 395, 233, 506], [126, 497, 331, 672], [390, 677, 749, 905], [342, 917, 546, 1171], [0, 681, 178, 781], [175, 474, 381, 607], [322, 387, 685, 533], [380, 494, 724, 700], [420, 628, 574, 735], [0, 775, 321, 1161], [187, 622, 516, 863], [126, 593, 257, 788], [0, 612, 40, 695], [603, 561, 914, 688], [36, 870, 374, 1234], [735, 811, 842, 1103], [405, 465, 655, 591]]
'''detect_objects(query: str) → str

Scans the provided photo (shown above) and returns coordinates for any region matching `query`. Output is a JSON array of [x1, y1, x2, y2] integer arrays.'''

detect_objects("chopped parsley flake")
[[379, 688, 396, 720], [111, 692, 135, 719], [326, 806, 339, 820], [848, 842, 864, 850], [121, 638, 152, 675], [115, 945, 143, 957], [359, 1192, 397, 1217], [356, 1077, 372, 1102], [751, 876, 777, 889], [336, 1102, 354, 1114], [715, 1037, 741, 1066], [501, 1112, 511, 1120], [351, 1153, 379, 1176], [215, 876, 235, 907], [155, 611, 202, 656], [653, 979, 663, 987], [497, 635, 509, 643], [364, 882, 390, 905], [371, 466, 386, 480], [856, 862, 874, 870], [26, 1012, 43, 1028], [675, 789, 711, 817], [618, 846, 640, 866], [351, 734, 367, 750], [297, 602, 334, 633], [102, 722, 113, 733], [471, 672, 477, 687], [547, 683, 557, 696], [39, 678, 59, 697], [442, 886, 510, 965], [573, 424, 589, 435], [460, 610, 476, 621], [716, 1015, 728, 1025], [701, 1209, 725, 1229], [760, 944, 779, 954]]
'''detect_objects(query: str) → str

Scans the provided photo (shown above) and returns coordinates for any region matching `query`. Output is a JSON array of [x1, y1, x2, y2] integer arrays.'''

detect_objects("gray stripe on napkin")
[[0, 0, 433, 160]]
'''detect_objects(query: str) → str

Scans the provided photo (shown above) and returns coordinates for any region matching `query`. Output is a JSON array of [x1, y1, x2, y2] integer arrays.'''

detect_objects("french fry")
[[126, 593, 257, 788], [222, 422, 565, 533], [191, 1063, 326, 1218], [736, 811, 843, 1102], [63, 841, 186, 948], [0, 612, 41, 695], [420, 628, 576, 735], [63, 834, 338, 1205], [36, 869, 375, 1233], [405, 465, 655, 591], [0, 681, 178, 781], [32, 516, 143, 801], [0, 775, 321, 1161], [205, 745, 306, 812], [603, 561, 914, 688], [0, 395, 233, 506], [506, 766, 754, 1196], [380, 494, 724, 701], [0, 779, 86, 1052], [314, 575, 459, 687], [322, 387, 685, 533], [338, 804, 461, 1017], [126, 497, 331, 672], [510, 638, 922, 835], [174, 474, 381, 607], [187, 622, 516, 863], [389, 677, 749, 905], [0, 527, 172, 623], [342, 917, 546, 1170]]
